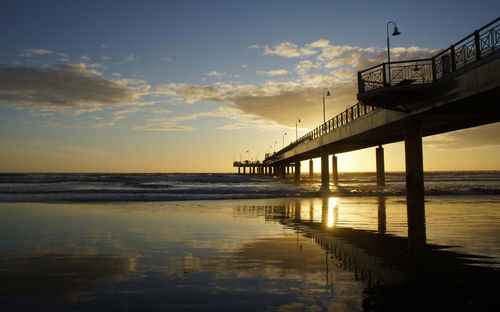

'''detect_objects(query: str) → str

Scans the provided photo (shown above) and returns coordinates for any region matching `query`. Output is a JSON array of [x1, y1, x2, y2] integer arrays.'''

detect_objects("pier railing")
[[265, 102, 375, 163], [358, 17, 500, 93]]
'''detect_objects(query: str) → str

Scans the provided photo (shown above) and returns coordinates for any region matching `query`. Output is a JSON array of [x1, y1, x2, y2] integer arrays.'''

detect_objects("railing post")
[[450, 45, 456, 72], [382, 63, 387, 86], [474, 30, 481, 60], [357, 71, 363, 93], [431, 57, 436, 82]]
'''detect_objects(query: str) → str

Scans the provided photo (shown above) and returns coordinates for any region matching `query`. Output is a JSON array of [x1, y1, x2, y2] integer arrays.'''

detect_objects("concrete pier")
[[376, 145, 385, 186], [280, 163, 286, 180], [321, 149, 329, 191], [331, 155, 338, 185], [294, 161, 301, 183], [309, 159, 314, 180], [404, 121, 426, 258]]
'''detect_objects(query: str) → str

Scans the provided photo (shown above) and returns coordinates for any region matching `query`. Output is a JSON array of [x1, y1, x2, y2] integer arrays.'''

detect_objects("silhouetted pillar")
[[376, 145, 385, 186], [377, 196, 387, 235], [238, 167, 240, 174], [405, 120, 426, 258], [331, 155, 338, 185], [294, 161, 301, 183], [287, 166, 290, 175], [243, 167, 246, 174], [321, 149, 329, 191], [309, 159, 314, 180], [281, 163, 286, 180]]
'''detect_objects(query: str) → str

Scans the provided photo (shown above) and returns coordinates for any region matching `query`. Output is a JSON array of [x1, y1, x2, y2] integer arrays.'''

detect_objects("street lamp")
[[282, 131, 287, 148], [386, 21, 401, 84], [322, 88, 331, 123], [295, 117, 301, 141]]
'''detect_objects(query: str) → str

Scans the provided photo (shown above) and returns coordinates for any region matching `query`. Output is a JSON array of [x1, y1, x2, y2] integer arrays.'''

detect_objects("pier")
[[234, 17, 500, 257]]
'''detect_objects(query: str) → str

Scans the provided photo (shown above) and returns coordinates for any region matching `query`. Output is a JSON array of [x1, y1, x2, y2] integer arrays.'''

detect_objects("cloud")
[[263, 42, 316, 58], [207, 71, 226, 79], [81, 55, 90, 61], [248, 44, 259, 49], [19, 48, 52, 57], [0, 64, 147, 110], [100, 56, 110, 60], [125, 54, 135, 62], [256, 69, 289, 76]]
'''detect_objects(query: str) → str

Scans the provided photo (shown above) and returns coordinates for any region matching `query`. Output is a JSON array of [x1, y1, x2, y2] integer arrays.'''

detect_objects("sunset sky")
[[1, 0, 499, 173]]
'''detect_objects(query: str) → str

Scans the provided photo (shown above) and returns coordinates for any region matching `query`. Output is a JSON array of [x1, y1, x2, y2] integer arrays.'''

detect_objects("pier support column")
[[294, 161, 301, 183], [238, 167, 240, 174], [281, 163, 286, 180], [331, 155, 338, 185], [376, 145, 385, 186], [404, 121, 426, 258], [243, 167, 246, 174], [309, 159, 314, 180], [321, 149, 329, 191]]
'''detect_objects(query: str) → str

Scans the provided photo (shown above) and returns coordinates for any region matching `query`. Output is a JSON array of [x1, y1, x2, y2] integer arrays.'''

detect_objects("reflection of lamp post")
[[295, 117, 301, 141], [386, 21, 401, 84], [322, 88, 331, 123]]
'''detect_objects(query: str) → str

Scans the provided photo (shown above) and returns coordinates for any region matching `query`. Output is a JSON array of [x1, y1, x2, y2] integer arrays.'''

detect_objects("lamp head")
[[392, 26, 401, 36], [326, 90, 331, 96]]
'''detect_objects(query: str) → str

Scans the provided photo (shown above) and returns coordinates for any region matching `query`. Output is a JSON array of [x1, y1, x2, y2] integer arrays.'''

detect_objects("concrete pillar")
[[281, 163, 286, 179], [404, 121, 426, 258], [243, 167, 246, 174], [309, 159, 314, 180], [376, 145, 385, 186], [321, 149, 329, 191], [238, 167, 240, 174], [294, 161, 301, 183], [286, 166, 290, 175], [331, 155, 338, 185]]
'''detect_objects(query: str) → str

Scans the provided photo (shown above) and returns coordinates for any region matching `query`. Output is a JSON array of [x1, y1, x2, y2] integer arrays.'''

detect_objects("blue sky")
[[0, 0, 499, 172]]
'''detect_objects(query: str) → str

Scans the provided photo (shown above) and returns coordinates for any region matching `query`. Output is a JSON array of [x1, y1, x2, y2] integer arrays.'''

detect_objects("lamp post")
[[282, 131, 287, 148], [295, 117, 301, 141], [322, 88, 331, 123], [386, 21, 401, 84]]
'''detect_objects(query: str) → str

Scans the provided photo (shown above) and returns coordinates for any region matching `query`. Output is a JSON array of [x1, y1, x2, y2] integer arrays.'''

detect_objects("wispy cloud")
[[19, 48, 53, 57], [207, 71, 226, 79], [263, 42, 316, 58], [256, 69, 289, 76]]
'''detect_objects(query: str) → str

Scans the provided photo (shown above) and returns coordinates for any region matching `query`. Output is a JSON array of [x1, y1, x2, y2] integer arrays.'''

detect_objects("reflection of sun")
[[327, 197, 338, 228]]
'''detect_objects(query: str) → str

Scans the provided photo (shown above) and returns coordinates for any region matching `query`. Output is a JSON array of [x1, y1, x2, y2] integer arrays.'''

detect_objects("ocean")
[[0, 171, 498, 202], [0, 171, 499, 311]]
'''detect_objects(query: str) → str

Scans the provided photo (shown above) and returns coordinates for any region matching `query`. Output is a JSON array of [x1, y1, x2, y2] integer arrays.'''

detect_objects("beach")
[[0, 172, 499, 310]]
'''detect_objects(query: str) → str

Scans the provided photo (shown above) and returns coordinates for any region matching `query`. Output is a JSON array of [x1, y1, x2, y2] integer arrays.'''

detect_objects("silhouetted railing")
[[358, 17, 500, 93], [265, 102, 375, 162]]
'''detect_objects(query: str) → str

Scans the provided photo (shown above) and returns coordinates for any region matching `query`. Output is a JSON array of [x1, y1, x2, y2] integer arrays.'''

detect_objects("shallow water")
[[1, 196, 499, 311]]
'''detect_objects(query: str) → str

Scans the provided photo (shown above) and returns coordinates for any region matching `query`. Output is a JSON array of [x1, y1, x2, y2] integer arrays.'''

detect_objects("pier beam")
[[309, 159, 314, 180], [331, 155, 338, 185], [294, 161, 301, 183], [376, 145, 385, 187], [321, 149, 329, 191], [404, 121, 426, 258]]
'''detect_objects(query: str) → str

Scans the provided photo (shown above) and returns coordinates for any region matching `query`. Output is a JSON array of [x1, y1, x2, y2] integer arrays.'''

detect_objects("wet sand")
[[0, 196, 499, 311]]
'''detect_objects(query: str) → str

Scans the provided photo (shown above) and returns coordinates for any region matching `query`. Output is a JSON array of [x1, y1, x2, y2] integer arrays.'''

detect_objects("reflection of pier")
[[236, 196, 500, 305]]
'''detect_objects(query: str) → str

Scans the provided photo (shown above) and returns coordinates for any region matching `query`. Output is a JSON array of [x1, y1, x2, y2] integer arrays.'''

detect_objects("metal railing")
[[265, 102, 375, 163], [358, 17, 500, 93]]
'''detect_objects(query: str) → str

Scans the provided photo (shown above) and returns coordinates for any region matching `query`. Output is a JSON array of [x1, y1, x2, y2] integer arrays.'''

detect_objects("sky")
[[0, 0, 499, 173]]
